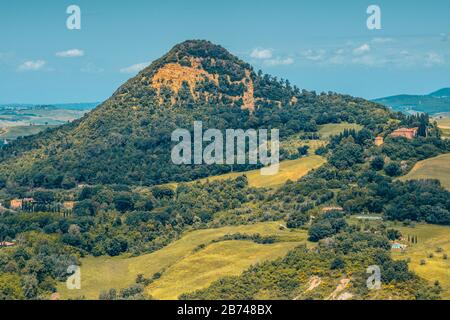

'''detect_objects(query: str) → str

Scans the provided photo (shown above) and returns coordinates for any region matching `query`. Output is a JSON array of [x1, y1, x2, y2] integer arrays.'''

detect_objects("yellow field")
[[147, 240, 301, 299], [0, 125, 55, 139], [435, 117, 450, 128], [57, 221, 307, 300], [198, 155, 326, 188], [435, 117, 450, 139], [392, 224, 450, 299], [399, 153, 450, 190], [318, 122, 363, 139]]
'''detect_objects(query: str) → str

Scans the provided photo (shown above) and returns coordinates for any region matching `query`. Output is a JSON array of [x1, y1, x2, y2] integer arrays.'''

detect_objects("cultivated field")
[[0, 125, 55, 139], [57, 221, 308, 300], [435, 117, 450, 139], [392, 224, 450, 299], [198, 155, 326, 188], [399, 153, 450, 190], [147, 240, 301, 299], [318, 122, 363, 139]]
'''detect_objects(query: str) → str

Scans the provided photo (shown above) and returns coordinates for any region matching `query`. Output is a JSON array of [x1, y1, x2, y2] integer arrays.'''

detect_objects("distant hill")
[[373, 88, 450, 115], [430, 88, 450, 98], [0, 102, 99, 111]]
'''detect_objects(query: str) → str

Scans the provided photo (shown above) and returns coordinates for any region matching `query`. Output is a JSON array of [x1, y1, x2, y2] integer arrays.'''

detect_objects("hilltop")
[[0, 40, 393, 188]]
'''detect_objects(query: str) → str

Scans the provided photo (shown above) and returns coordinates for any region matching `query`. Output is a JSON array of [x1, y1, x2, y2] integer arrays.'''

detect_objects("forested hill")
[[0, 40, 393, 188]]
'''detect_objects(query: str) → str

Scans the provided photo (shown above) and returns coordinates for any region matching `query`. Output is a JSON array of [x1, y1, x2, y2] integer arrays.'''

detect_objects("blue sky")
[[0, 0, 449, 104]]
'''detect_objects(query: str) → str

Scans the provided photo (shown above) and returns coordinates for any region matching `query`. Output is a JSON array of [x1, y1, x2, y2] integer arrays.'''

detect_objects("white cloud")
[[302, 49, 326, 61], [17, 60, 46, 71], [81, 62, 104, 73], [353, 44, 371, 55], [264, 57, 294, 66], [120, 62, 149, 74], [424, 52, 444, 67], [250, 48, 273, 59], [371, 37, 394, 44], [56, 49, 84, 58]]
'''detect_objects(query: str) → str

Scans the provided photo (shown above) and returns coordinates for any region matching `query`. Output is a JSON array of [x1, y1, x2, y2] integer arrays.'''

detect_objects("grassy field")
[[435, 117, 450, 139], [391, 224, 450, 299], [399, 153, 450, 190], [0, 125, 55, 139], [57, 221, 308, 300], [197, 155, 326, 188], [318, 122, 363, 139], [147, 240, 302, 299]]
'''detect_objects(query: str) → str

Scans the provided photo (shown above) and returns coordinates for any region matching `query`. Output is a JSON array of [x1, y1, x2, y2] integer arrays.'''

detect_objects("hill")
[[0, 40, 393, 188], [430, 88, 450, 98], [373, 88, 450, 115]]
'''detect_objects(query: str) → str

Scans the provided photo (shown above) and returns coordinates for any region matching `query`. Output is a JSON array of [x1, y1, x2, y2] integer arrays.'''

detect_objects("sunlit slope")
[[147, 240, 303, 299], [57, 221, 307, 300], [392, 224, 450, 299], [399, 153, 450, 190]]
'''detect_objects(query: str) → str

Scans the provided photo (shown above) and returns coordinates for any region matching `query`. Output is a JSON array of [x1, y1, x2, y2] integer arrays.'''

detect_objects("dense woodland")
[[0, 41, 449, 300]]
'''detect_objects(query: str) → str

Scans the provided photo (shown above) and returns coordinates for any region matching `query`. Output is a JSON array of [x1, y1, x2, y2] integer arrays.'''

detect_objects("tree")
[[73, 200, 96, 216], [114, 193, 134, 213], [0, 274, 25, 300], [386, 229, 402, 241], [33, 190, 55, 204], [105, 237, 128, 256], [287, 212, 308, 229], [384, 162, 401, 177], [370, 156, 385, 171], [330, 257, 345, 270]]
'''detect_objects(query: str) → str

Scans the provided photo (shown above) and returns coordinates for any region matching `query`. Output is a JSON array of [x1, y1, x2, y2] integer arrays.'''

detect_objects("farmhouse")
[[374, 136, 384, 146], [391, 243, 407, 250], [390, 127, 418, 140], [63, 201, 76, 210], [0, 241, 16, 248], [10, 198, 35, 210]]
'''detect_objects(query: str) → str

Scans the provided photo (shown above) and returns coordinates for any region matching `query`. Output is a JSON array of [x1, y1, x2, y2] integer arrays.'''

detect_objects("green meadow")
[[392, 224, 450, 300]]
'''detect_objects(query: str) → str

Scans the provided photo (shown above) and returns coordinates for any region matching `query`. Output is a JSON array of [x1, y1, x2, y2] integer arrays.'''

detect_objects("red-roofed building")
[[390, 127, 418, 140], [0, 241, 16, 247]]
